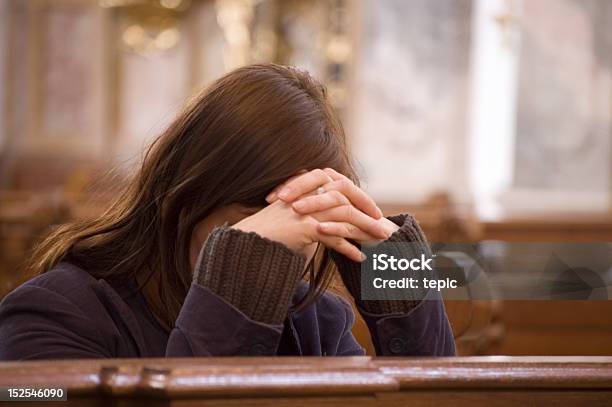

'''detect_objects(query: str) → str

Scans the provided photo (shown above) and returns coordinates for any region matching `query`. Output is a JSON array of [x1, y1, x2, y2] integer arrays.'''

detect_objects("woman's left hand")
[[266, 168, 399, 245]]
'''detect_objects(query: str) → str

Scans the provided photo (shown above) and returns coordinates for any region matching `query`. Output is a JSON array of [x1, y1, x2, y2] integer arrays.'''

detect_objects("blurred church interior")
[[0, 0, 611, 357]]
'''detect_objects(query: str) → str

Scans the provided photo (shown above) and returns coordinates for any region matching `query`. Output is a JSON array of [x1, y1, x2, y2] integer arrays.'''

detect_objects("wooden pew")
[[0, 191, 72, 297], [480, 214, 612, 356], [0, 357, 611, 406], [380, 195, 502, 355], [481, 215, 612, 243], [382, 199, 612, 356]]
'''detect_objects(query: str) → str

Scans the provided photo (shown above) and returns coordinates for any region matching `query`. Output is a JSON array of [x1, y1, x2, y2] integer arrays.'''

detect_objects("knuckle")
[[304, 216, 319, 230], [298, 199, 313, 210], [323, 222, 336, 233], [329, 190, 344, 203], [344, 224, 356, 235], [337, 178, 352, 191], [344, 204, 354, 221], [324, 168, 338, 179], [312, 168, 326, 179]]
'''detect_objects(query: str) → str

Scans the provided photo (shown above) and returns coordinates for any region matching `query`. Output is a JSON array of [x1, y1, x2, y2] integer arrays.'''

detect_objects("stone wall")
[[350, 0, 473, 204], [514, 0, 612, 193]]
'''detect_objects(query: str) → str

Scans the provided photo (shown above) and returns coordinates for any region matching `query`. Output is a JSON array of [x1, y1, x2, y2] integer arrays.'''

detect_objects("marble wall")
[[350, 0, 611, 212], [2, 0, 610, 212], [115, 9, 193, 163], [514, 0, 612, 194], [42, 7, 97, 140], [350, 0, 473, 204]]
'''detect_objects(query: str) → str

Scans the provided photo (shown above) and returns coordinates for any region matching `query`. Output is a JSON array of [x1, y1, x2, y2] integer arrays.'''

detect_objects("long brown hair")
[[28, 64, 357, 330]]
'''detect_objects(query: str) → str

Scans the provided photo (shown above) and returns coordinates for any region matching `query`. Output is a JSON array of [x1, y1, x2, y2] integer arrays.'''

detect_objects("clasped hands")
[[232, 168, 399, 262]]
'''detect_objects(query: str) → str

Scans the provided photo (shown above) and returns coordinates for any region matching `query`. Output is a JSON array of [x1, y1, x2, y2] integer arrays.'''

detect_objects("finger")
[[265, 184, 284, 204], [318, 221, 381, 243], [265, 171, 307, 203], [276, 169, 333, 202], [322, 167, 352, 182], [314, 205, 390, 240], [292, 190, 350, 214], [322, 168, 383, 219], [317, 233, 365, 262], [321, 179, 382, 219]]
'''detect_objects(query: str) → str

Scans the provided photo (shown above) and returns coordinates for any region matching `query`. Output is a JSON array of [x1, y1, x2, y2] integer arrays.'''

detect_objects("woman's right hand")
[[232, 198, 388, 262]]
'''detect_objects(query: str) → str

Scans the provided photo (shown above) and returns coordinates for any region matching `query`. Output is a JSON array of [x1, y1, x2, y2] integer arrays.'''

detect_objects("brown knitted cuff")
[[332, 214, 431, 315], [193, 226, 306, 325]]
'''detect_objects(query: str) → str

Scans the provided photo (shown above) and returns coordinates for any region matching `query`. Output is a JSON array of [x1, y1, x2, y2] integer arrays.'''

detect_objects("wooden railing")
[[1, 357, 611, 406]]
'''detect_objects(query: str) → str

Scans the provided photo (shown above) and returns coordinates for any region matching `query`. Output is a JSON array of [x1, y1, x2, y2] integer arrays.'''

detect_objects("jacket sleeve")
[[335, 297, 367, 356], [0, 226, 306, 359], [332, 213, 456, 356], [0, 285, 113, 360], [0, 281, 296, 359], [358, 290, 456, 356], [166, 226, 306, 356], [166, 283, 287, 356]]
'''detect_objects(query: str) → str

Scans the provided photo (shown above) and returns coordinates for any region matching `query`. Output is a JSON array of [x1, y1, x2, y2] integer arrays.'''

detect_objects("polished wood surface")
[[479, 214, 612, 356], [1, 357, 612, 406], [481, 216, 612, 242]]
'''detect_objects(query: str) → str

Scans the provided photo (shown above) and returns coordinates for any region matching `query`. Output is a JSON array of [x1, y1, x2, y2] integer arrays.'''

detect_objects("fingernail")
[[360, 252, 367, 262], [266, 191, 277, 202], [376, 207, 384, 218], [319, 222, 332, 230], [293, 200, 306, 211], [278, 188, 292, 200]]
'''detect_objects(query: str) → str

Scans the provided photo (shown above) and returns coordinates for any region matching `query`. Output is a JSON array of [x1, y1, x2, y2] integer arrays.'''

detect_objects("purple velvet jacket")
[[0, 262, 455, 360]]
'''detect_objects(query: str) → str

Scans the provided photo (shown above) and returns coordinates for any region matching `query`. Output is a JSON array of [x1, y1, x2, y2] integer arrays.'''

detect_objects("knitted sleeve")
[[192, 226, 306, 325], [331, 214, 431, 315]]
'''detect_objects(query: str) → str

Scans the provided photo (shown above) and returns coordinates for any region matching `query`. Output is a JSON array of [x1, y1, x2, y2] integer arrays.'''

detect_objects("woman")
[[0, 64, 455, 359]]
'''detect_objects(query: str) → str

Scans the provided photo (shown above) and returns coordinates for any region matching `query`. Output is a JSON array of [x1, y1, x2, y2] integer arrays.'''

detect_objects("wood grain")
[[1, 357, 612, 406]]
